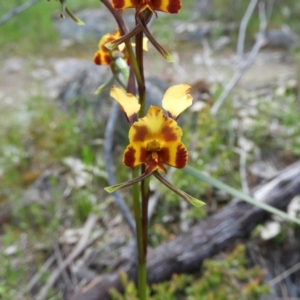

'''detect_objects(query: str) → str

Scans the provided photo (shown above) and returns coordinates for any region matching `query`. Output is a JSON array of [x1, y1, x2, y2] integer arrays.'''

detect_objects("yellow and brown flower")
[[94, 30, 148, 66], [123, 106, 188, 174], [106, 84, 205, 207], [112, 0, 182, 15], [93, 30, 121, 65], [110, 84, 192, 174]]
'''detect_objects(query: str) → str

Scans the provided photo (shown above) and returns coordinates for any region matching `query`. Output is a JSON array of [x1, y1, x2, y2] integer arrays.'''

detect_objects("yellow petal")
[[110, 86, 141, 124], [162, 84, 193, 119], [152, 0, 182, 13], [129, 106, 182, 143]]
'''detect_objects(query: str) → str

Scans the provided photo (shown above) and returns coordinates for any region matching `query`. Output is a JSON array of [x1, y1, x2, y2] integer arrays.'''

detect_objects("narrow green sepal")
[[105, 172, 151, 193], [65, 7, 85, 25], [94, 76, 114, 95], [153, 171, 205, 207], [105, 184, 124, 193], [186, 196, 206, 207], [165, 54, 175, 63]]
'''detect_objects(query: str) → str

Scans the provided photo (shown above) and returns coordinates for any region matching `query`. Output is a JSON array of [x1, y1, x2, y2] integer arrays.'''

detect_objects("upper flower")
[[110, 84, 192, 174], [94, 30, 121, 65], [94, 30, 148, 66], [112, 0, 182, 15]]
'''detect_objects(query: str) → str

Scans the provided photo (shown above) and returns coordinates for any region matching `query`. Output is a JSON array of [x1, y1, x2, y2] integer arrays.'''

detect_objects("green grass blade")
[[183, 165, 300, 225]]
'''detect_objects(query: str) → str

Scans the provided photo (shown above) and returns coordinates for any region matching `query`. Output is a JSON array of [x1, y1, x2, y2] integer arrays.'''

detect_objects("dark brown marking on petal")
[[167, 0, 181, 13], [123, 146, 136, 167], [161, 122, 179, 142], [93, 53, 101, 65], [145, 159, 158, 174], [175, 144, 188, 168], [132, 125, 148, 142], [139, 147, 148, 163], [159, 147, 170, 164], [112, 0, 125, 9]]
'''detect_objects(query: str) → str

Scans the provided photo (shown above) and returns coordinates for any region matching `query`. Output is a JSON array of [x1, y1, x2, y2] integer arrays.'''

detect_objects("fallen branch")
[[68, 160, 300, 300]]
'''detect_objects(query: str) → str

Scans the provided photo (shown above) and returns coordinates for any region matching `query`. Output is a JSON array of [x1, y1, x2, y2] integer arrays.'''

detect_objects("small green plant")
[[110, 244, 270, 300]]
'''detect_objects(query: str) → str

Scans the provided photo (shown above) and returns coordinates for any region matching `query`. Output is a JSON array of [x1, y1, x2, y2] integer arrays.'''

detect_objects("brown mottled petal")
[[160, 142, 188, 169], [93, 51, 110, 65], [123, 144, 147, 168], [129, 106, 182, 144]]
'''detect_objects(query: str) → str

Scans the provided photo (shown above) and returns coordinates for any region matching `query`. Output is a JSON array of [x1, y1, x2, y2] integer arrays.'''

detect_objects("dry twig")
[[211, 2, 268, 116], [26, 254, 56, 293], [268, 261, 300, 287], [36, 214, 99, 300], [237, 0, 258, 60], [0, 0, 40, 26], [104, 101, 136, 236]]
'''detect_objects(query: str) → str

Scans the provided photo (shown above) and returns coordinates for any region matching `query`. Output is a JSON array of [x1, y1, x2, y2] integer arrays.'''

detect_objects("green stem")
[[132, 167, 147, 300], [135, 22, 146, 117], [141, 176, 150, 257], [135, 12, 149, 300]]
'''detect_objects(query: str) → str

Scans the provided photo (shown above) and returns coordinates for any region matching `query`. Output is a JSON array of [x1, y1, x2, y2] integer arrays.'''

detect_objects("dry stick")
[[268, 261, 300, 287], [26, 254, 56, 293], [53, 239, 72, 287], [36, 214, 98, 300], [211, 2, 268, 117], [0, 0, 40, 26], [104, 101, 136, 236], [237, 0, 258, 61]]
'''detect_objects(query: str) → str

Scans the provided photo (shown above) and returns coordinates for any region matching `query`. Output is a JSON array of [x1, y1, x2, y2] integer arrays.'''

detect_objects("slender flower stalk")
[[49, 0, 205, 298]]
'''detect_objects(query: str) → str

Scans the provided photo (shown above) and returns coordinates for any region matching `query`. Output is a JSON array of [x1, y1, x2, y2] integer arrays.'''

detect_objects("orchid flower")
[[105, 1, 181, 61], [105, 85, 205, 207], [94, 30, 148, 66]]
